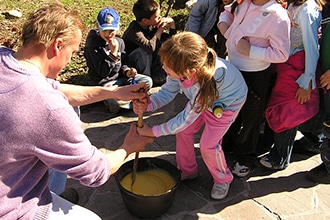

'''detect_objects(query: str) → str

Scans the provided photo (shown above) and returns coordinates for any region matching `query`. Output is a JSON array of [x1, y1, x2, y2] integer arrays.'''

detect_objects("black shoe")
[[293, 138, 322, 154], [307, 163, 330, 184], [60, 187, 79, 204], [259, 155, 287, 170]]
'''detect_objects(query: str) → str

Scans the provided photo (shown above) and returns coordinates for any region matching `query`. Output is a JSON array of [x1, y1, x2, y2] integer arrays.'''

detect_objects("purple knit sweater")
[[0, 47, 110, 219]]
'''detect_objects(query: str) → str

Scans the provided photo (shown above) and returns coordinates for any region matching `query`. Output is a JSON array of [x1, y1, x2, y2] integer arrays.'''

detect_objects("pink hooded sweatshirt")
[[219, 0, 290, 71]]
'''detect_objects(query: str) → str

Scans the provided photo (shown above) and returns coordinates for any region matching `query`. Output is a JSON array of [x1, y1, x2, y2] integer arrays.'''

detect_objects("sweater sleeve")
[[150, 81, 201, 137], [185, 0, 208, 33], [117, 37, 130, 75], [295, 4, 321, 90], [219, 4, 234, 30], [35, 105, 110, 187], [124, 22, 161, 54], [147, 77, 181, 111]]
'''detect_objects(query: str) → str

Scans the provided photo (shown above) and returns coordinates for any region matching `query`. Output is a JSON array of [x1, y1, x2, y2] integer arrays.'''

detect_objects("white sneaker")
[[259, 156, 273, 169], [211, 182, 230, 200], [231, 162, 251, 177]]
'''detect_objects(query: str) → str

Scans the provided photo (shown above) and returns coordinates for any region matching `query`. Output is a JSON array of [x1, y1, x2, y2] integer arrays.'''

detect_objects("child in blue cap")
[[84, 7, 153, 113]]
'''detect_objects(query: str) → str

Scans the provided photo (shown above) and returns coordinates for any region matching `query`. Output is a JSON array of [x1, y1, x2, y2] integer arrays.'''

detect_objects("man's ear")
[[53, 38, 63, 55]]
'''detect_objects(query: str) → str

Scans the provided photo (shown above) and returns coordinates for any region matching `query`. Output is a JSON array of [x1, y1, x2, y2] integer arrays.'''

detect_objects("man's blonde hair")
[[21, 3, 84, 50], [159, 32, 219, 113]]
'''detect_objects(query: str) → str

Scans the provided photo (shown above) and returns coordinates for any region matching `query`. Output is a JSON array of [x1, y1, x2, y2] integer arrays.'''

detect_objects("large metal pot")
[[115, 157, 181, 218]]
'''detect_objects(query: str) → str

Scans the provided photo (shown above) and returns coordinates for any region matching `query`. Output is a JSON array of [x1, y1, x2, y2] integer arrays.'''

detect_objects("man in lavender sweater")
[[0, 3, 153, 219]]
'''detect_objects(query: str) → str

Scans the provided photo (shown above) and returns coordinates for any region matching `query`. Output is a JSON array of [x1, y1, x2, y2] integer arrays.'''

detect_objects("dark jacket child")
[[122, 0, 177, 86], [84, 8, 152, 113]]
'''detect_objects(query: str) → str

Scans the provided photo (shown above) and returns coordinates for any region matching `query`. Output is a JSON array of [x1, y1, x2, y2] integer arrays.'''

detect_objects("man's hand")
[[106, 83, 148, 101], [121, 123, 154, 154], [104, 123, 154, 174]]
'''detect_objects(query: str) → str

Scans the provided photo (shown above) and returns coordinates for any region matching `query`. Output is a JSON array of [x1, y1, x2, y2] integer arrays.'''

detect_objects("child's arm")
[[123, 21, 163, 54], [185, 0, 208, 33], [218, 4, 234, 36], [155, 17, 176, 40], [128, 29, 160, 54]]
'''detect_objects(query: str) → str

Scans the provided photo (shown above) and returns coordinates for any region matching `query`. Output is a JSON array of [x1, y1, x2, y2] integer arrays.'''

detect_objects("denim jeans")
[[128, 48, 152, 77], [48, 169, 67, 195]]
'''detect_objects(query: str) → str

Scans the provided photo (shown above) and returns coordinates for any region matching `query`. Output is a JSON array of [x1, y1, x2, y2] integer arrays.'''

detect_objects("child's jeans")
[[128, 48, 152, 77]]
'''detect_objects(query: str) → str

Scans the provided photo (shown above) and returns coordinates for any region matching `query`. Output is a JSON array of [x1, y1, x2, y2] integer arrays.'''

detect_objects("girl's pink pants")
[[176, 109, 239, 184]]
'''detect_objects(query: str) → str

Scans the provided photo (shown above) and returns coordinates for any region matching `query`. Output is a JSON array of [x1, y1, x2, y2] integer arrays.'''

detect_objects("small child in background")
[[84, 8, 152, 113], [122, 0, 177, 86], [218, 0, 291, 177], [133, 32, 247, 200], [260, 0, 325, 170], [185, 0, 233, 58]]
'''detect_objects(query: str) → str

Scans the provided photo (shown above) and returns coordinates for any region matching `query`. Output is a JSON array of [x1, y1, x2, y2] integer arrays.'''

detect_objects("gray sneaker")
[[232, 162, 251, 177], [211, 182, 230, 200]]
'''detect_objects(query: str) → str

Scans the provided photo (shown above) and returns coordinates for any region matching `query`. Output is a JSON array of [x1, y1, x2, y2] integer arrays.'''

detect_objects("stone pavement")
[[66, 87, 330, 220]]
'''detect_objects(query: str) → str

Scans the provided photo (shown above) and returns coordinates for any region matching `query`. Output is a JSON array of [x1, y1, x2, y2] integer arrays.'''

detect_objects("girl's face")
[[99, 29, 116, 42], [162, 63, 180, 79]]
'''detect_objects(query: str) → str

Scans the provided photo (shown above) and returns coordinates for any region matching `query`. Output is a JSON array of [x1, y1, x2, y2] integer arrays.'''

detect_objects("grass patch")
[[0, 0, 189, 85]]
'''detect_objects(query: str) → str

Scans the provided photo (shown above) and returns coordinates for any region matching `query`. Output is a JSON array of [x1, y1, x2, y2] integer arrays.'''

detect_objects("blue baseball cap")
[[97, 8, 120, 31]]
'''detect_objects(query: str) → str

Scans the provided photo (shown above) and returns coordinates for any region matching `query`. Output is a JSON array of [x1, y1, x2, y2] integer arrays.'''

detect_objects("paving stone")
[[63, 89, 330, 220]]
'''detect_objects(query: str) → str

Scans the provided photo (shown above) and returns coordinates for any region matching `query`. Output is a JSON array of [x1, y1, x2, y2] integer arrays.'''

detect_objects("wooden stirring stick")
[[131, 114, 142, 188], [131, 80, 145, 188]]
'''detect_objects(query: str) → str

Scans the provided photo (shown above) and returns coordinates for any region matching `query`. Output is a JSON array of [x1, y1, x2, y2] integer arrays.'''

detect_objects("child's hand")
[[320, 69, 330, 90], [137, 123, 155, 137], [132, 97, 148, 115], [237, 37, 250, 56], [126, 68, 137, 78], [295, 86, 312, 104], [157, 17, 175, 29], [108, 38, 119, 55], [161, 17, 175, 29]]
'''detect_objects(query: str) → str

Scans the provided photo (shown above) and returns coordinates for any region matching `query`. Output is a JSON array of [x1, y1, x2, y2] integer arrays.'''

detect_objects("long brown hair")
[[158, 32, 219, 113]]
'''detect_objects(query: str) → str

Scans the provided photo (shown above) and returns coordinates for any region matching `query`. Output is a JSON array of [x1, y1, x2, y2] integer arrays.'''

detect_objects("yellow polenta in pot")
[[120, 169, 175, 196]]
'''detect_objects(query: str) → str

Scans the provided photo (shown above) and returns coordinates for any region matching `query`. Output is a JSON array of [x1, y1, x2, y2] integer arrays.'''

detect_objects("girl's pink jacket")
[[219, 0, 291, 71]]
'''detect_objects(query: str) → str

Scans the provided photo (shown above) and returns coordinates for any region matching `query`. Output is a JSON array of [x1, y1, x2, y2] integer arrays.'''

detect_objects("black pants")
[[223, 66, 273, 167]]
